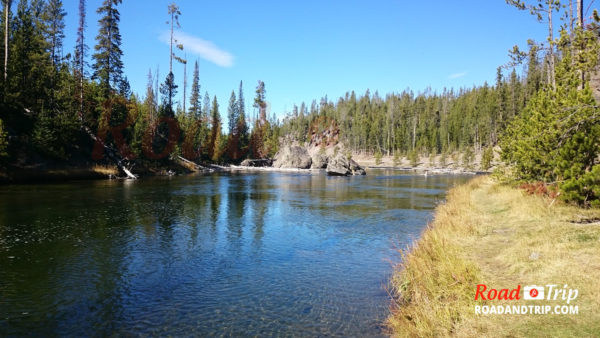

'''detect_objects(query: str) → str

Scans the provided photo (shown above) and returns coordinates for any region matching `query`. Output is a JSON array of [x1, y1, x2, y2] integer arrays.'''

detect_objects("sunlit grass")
[[386, 176, 600, 337], [91, 164, 118, 176]]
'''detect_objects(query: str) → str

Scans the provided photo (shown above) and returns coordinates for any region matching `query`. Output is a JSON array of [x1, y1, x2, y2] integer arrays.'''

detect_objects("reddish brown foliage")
[[519, 182, 559, 199]]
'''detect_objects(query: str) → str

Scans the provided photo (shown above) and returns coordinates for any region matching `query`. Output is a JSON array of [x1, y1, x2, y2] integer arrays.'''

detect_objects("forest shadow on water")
[[0, 170, 471, 336]]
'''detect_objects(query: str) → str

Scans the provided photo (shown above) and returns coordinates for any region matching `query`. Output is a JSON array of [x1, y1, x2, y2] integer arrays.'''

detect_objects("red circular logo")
[[529, 289, 538, 298]]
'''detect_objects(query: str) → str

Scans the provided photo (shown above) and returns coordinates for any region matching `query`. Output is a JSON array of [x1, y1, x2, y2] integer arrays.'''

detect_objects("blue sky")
[[61, 0, 550, 120]]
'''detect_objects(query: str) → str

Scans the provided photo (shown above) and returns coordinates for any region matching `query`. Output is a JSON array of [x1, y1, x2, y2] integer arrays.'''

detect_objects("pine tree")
[[237, 80, 249, 156], [211, 118, 223, 162], [501, 27, 600, 206], [92, 0, 123, 98], [145, 69, 156, 120], [227, 90, 237, 135], [11, 0, 52, 111], [202, 91, 210, 122], [44, 0, 65, 67], [225, 90, 241, 161], [506, 0, 560, 89], [188, 60, 200, 118], [208, 95, 220, 160], [74, 0, 86, 120], [250, 80, 269, 158], [238, 80, 245, 120], [159, 71, 177, 118], [254, 80, 266, 125]]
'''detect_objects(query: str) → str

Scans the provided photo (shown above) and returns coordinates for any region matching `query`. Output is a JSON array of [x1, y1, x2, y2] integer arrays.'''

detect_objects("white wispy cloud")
[[448, 72, 467, 79], [159, 31, 234, 68]]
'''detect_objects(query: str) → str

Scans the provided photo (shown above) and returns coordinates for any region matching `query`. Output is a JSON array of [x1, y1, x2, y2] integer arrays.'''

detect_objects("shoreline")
[[0, 162, 483, 184], [352, 152, 496, 175], [386, 176, 600, 336]]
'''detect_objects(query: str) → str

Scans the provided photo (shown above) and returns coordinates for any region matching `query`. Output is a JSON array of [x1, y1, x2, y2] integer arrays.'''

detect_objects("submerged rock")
[[326, 154, 366, 176], [273, 146, 312, 169]]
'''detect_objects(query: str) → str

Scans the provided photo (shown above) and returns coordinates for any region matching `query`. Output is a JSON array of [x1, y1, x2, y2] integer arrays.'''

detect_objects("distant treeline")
[[279, 0, 600, 207], [280, 63, 537, 157]]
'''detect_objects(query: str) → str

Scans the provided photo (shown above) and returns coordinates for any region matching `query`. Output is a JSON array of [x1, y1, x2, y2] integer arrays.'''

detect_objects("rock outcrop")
[[273, 146, 312, 169], [310, 153, 328, 169], [326, 154, 366, 176]]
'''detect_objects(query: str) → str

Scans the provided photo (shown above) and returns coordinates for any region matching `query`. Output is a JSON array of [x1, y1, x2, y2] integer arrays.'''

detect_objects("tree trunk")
[[106, 1, 112, 95], [183, 60, 186, 114], [4, 0, 10, 83], [412, 114, 417, 150], [169, 11, 173, 74], [548, 3, 556, 90], [78, 0, 85, 121], [577, 0, 583, 28], [577, 0, 585, 85], [83, 125, 137, 179], [569, 0, 574, 34]]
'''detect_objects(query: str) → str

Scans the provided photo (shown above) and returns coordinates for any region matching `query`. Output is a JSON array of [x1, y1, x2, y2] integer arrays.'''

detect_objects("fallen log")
[[82, 125, 137, 179]]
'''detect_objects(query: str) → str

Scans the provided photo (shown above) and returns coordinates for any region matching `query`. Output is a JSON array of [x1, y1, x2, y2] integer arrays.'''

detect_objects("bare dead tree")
[[3, 0, 10, 83]]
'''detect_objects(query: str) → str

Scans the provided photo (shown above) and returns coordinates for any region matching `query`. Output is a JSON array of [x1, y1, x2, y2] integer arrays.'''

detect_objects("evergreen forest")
[[0, 0, 599, 206]]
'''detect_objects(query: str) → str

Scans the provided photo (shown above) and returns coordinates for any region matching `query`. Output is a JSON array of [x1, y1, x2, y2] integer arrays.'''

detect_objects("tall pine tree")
[[44, 0, 65, 67], [188, 60, 201, 119], [227, 90, 237, 135], [92, 0, 123, 98], [209, 95, 222, 161]]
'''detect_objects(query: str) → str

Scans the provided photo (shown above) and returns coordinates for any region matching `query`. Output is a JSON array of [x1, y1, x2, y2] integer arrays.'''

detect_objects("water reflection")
[[0, 170, 470, 336]]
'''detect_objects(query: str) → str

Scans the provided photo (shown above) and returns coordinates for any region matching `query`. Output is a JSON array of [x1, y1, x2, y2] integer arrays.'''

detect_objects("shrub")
[[409, 150, 419, 167], [481, 147, 493, 171], [462, 147, 474, 169], [374, 150, 383, 165]]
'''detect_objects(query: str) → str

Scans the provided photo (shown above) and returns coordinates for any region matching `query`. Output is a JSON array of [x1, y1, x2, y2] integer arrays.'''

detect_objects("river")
[[0, 170, 470, 336]]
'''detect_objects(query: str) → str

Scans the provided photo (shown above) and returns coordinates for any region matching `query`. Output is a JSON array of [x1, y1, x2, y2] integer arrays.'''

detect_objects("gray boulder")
[[349, 159, 366, 175], [326, 154, 366, 176], [311, 153, 328, 169], [273, 146, 312, 169]]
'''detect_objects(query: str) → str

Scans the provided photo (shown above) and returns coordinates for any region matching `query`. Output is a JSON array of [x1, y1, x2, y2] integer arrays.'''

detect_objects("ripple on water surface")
[[0, 170, 470, 336]]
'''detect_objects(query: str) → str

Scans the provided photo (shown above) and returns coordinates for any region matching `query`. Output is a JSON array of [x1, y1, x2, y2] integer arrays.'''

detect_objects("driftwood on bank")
[[176, 156, 214, 173]]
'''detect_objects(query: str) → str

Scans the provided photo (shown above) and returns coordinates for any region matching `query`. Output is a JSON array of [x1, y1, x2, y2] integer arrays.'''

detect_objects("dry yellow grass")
[[91, 164, 118, 176], [386, 176, 600, 337]]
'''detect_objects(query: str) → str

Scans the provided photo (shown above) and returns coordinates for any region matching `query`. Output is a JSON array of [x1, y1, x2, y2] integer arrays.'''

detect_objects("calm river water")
[[0, 170, 470, 336]]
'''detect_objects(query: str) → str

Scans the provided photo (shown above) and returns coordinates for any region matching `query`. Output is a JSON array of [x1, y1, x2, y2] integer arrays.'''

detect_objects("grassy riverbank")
[[386, 176, 600, 337]]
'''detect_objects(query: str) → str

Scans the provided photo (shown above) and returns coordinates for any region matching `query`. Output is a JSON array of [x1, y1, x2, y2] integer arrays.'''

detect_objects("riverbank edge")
[[386, 176, 600, 337], [0, 161, 482, 184]]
